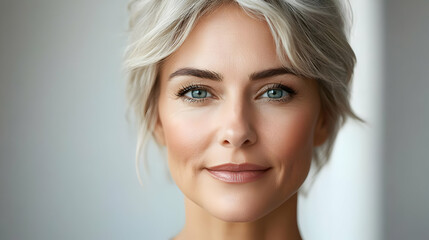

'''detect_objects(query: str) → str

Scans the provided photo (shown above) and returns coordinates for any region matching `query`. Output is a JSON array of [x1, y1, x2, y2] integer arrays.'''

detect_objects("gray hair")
[[124, 0, 362, 184]]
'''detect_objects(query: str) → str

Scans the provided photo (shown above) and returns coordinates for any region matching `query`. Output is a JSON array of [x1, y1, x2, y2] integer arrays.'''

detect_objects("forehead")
[[161, 4, 284, 78]]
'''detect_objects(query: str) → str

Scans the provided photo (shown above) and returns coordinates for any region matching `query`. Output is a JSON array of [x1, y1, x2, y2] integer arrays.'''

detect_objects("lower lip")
[[206, 169, 269, 183]]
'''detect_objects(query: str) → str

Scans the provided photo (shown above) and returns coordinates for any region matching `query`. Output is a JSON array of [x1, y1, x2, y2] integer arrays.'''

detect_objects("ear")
[[313, 111, 330, 147], [153, 117, 166, 146]]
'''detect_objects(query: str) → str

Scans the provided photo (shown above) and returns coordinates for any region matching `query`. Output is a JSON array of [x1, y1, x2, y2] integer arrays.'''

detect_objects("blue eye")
[[185, 89, 212, 99], [261, 88, 288, 99], [176, 84, 215, 103], [268, 89, 285, 98], [259, 84, 296, 102]]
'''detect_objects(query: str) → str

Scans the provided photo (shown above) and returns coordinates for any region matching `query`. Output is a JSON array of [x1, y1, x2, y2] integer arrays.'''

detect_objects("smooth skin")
[[155, 3, 328, 240]]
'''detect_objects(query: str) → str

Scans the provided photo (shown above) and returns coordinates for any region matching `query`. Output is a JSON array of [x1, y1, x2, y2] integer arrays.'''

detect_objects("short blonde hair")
[[124, 0, 362, 182]]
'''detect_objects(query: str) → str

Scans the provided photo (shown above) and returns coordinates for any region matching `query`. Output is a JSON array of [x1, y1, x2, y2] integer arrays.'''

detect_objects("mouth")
[[205, 163, 271, 183]]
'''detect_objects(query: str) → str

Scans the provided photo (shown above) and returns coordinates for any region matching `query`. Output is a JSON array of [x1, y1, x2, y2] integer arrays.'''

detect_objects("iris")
[[189, 89, 208, 98]]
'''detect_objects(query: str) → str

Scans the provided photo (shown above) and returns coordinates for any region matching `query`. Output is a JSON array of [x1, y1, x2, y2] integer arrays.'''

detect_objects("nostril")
[[222, 138, 251, 147], [219, 127, 257, 148]]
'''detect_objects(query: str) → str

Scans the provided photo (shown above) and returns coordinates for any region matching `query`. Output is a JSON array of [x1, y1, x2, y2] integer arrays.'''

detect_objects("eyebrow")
[[249, 67, 296, 80], [169, 68, 222, 81], [169, 67, 296, 81]]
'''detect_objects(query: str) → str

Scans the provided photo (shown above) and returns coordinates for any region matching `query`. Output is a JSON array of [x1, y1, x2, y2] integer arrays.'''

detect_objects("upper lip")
[[206, 163, 270, 172]]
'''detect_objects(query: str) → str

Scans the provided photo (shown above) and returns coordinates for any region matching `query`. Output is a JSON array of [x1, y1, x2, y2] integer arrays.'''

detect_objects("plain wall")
[[383, 1, 429, 239]]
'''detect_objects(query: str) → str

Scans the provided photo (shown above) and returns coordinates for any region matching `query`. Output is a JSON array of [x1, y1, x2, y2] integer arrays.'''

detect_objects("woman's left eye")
[[262, 89, 287, 99], [260, 85, 295, 101]]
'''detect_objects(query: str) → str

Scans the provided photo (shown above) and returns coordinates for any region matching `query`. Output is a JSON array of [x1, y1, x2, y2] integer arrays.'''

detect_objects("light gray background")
[[0, 0, 428, 239], [383, 1, 429, 239]]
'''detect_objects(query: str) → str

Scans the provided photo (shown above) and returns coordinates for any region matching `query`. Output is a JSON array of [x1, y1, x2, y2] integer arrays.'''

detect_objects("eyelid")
[[258, 83, 296, 96], [176, 84, 210, 95]]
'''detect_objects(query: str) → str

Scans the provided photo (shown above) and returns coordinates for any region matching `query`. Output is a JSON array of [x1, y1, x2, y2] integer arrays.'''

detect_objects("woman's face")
[[156, 4, 327, 222]]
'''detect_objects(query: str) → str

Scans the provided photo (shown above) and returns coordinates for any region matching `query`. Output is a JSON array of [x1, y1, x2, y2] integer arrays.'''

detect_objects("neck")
[[174, 193, 302, 240]]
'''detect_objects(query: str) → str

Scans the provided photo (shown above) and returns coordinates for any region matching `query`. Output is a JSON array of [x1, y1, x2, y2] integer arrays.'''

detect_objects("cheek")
[[259, 106, 318, 186], [262, 104, 317, 153], [272, 112, 315, 159], [159, 105, 215, 180], [162, 109, 213, 156]]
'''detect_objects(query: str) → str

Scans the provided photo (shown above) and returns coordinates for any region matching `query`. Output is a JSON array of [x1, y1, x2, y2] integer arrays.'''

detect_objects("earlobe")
[[153, 118, 166, 146], [313, 112, 329, 147]]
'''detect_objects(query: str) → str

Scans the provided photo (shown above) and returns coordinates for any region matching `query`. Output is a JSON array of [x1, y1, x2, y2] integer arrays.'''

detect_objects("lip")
[[206, 163, 271, 183]]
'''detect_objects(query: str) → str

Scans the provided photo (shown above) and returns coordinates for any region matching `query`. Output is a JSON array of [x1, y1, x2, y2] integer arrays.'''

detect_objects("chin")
[[211, 208, 267, 223], [204, 194, 278, 223]]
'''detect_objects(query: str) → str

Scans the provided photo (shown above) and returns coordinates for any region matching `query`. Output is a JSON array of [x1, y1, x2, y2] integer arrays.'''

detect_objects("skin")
[[155, 4, 328, 240]]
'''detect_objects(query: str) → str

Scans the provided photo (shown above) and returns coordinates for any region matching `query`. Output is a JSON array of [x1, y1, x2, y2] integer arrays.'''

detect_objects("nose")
[[218, 100, 257, 148]]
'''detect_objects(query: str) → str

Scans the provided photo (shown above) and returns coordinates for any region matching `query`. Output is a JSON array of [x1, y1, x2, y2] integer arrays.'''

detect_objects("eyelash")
[[175, 83, 297, 103]]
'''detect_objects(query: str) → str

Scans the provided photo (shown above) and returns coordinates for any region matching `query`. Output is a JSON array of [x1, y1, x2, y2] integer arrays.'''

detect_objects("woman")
[[124, 0, 361, 239]]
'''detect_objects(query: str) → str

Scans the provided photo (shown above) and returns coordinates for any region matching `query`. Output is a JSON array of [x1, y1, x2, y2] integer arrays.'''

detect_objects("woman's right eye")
[[185, 89, 212, 99], [176, 85, 214, 103]]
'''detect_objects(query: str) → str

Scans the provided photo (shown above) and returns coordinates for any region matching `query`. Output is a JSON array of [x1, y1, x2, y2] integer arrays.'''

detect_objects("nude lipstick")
[[206, 163, 270, 183]]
